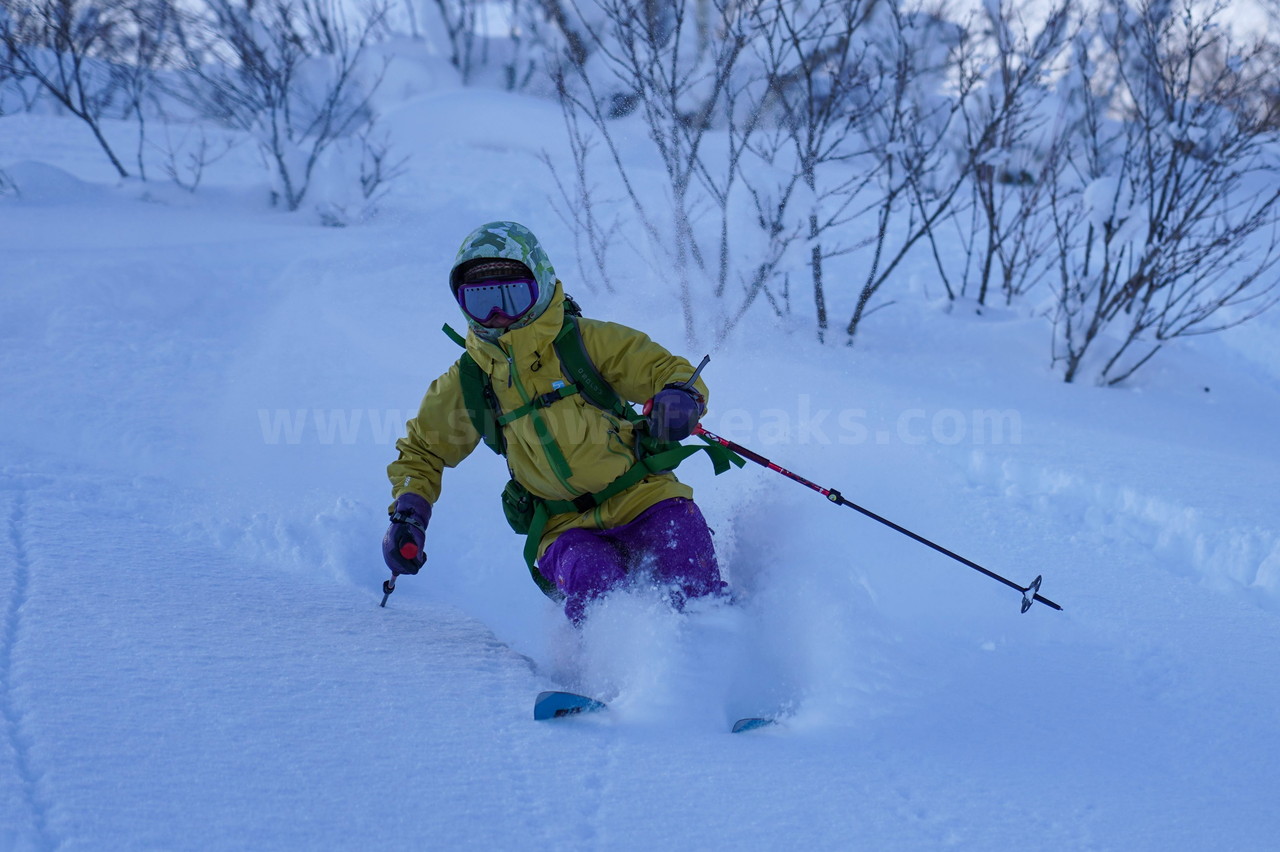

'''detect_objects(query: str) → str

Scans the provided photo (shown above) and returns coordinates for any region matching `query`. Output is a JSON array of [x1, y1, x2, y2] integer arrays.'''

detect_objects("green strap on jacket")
[[497, 383, 578, 425]]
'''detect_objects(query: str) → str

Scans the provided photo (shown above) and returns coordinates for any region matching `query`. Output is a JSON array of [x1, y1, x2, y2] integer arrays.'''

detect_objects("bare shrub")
[[1049, 0, 1280, 385], [112, 0, 181, 180], [954, 0, 1072, 307], [844, 3, 973, 342], [181, 0, 390, 211], [742, 0, 882, 342], [0, 0, 132, 176], [156, 120, 238, 192], [551, 0, 758, 345]]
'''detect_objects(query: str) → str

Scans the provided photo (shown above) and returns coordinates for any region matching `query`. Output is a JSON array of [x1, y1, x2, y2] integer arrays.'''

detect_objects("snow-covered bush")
[[385, 0, 552, 90], [311, 125, 407, 226], [948, 0, 1072, 307], [842, 3, 972, 342], [551, 0, 761, 346], [5, 0, 1278, 371], [154, 121, 240, 193], [180, 0, 393, 212], [545, 0, 1058, 345], [737, 0, 885, 343], [109, 0, 182, 180], [420, 0, 480, 80], [0, 0, 134, 176], [1047, 0, 1280, 385]]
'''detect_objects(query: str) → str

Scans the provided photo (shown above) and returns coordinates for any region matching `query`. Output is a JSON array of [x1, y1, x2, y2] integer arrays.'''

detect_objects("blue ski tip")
[[534, 691, 608, 721], [731, 717, 776, 734]]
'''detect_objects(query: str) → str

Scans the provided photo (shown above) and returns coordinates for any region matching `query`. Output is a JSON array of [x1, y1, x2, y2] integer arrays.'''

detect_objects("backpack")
[[442, 297, 742, 597]]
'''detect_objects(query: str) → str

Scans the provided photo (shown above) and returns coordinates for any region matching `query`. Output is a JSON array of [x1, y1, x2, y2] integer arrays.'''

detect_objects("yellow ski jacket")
[[388, 281, 709, 561]]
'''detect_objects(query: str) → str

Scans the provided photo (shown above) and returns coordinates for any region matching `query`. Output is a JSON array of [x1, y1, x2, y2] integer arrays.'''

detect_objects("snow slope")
[[3, 86, 1280, 850]]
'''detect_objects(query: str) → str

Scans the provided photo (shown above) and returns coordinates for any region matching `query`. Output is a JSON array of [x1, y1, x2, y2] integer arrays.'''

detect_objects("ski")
[[731, 717, 776, 734], [534, 691, 775, 731], [533, 691, 608, 721]]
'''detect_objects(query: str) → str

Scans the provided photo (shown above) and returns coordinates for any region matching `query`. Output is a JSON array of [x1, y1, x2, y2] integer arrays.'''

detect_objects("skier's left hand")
[[644, 385, 706, 442]]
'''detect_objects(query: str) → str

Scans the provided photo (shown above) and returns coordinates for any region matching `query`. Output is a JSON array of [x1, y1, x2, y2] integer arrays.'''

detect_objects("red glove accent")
[[400, 542, 420, 560]]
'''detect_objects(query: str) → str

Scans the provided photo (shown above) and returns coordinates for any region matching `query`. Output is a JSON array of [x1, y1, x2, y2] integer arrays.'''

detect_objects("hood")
[[449, 221, 557, 339]]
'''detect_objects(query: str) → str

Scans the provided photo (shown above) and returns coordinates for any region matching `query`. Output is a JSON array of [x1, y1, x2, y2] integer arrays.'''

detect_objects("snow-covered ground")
[[3, 80, 1280, 850]]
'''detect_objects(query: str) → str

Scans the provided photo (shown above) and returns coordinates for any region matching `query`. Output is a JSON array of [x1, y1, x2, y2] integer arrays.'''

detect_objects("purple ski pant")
[[539, 497, 724, 623]]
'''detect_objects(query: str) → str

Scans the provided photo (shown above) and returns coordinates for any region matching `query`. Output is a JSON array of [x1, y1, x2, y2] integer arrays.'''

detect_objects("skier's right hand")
[[383, 493, 431, 575]]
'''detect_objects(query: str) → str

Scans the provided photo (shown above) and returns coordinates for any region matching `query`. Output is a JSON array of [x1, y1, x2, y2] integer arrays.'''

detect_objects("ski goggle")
[[456, 278, 539, 325]]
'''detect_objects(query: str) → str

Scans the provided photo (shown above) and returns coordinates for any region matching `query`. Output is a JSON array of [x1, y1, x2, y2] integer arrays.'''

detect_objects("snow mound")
[[0, 160, 107, 204]]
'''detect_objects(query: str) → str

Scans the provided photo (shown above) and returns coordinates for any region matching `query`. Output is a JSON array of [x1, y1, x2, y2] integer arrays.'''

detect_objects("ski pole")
[[693, 425, 1063, 613], [380, 520, 427, 608]]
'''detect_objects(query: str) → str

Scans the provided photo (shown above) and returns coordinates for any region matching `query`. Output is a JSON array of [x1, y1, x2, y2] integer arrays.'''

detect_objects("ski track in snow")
[[564, 724, 617, 847], [1, 482, 56, 851], [963, 448, 1280, 610]]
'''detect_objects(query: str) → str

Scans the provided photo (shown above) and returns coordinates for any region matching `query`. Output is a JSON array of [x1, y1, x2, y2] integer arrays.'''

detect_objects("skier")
[[382, 221, 734, 622]]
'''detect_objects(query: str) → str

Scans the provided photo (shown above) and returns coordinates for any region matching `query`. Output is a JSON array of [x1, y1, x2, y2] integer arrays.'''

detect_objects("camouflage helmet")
[[450, 221, 556, 334]]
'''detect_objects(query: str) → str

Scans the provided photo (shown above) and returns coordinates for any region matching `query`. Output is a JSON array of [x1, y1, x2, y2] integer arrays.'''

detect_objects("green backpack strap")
[[443, 325, 505, 456], [496, 383, 579, 426], [442, 323, 468, 348], [553, 315, 631, 419], [457, 353, 505, 455]]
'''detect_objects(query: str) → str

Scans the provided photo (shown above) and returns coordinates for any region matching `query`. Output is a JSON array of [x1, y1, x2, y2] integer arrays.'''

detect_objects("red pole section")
[[694, 426, 842, 503]]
